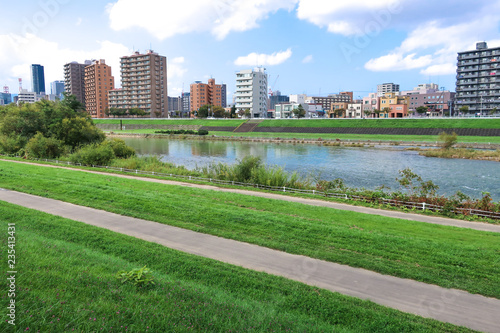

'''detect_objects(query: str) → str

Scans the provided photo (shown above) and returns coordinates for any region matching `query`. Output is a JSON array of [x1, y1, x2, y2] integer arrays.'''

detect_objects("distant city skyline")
[[1, 1, 500, 101]]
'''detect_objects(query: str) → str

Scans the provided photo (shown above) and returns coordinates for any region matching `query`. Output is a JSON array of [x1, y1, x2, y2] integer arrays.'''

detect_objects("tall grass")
[[110, 155, 200, 176], [199, 156, 309, 188]]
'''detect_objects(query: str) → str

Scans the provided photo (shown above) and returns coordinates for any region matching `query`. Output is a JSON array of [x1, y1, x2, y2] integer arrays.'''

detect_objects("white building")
[[377, 83, 399, 97], [235, 68, 268, 118], [346, 102, 363, 118], [17, 89, 41, 104]]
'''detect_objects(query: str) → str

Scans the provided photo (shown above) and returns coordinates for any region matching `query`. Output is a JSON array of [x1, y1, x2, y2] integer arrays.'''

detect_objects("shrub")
[[198, 129, 209, 135], [0, 134, 26, 155], [438, 131, 458, 150], [101, 138, 135, 158], [70, 144, 115, 166], [25, 132, 67, 159]]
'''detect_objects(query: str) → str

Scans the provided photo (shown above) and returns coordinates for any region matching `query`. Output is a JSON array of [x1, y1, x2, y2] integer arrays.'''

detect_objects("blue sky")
[[1, 0, 500, 101]]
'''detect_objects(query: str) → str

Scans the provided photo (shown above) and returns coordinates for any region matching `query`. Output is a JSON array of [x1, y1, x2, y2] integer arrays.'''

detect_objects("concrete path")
[[1, 159, 499, 233], [0, 188, 499, 332]]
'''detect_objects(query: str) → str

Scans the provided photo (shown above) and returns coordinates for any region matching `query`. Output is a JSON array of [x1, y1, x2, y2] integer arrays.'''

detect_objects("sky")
[[1, 0, 500, 102]]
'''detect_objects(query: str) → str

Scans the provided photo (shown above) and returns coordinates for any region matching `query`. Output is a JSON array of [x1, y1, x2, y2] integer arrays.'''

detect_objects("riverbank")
[[107, 132, 500, 150], [414, 147, 500, 162]]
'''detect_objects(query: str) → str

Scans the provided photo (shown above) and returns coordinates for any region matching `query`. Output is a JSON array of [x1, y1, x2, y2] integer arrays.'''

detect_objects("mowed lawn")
[[0, 161, 498, 300], [258, 118, 500, 128], [0, 202, 472, 332]]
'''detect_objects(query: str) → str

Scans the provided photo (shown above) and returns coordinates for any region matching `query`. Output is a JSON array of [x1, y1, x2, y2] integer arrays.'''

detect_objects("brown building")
[[84, 60, 114, 118], [111, 50, 168, 118], [64, 60, 91, 105], [190, 78, 227, 114]]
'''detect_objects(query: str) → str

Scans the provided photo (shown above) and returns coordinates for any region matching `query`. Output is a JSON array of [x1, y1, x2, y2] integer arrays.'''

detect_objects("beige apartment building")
[[109, 50, 168, 117], [84, 60, 114, 118]]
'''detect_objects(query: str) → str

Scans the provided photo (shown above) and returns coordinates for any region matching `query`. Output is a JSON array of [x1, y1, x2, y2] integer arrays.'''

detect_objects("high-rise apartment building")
[[109, 50, 168, 118], [377, 83, 399, 97], [84, 59, 114, 118], [182, 92, 191, 112], [455, 42, 500, 114], [190, 78, 227, 113], [64, 60, 91, 105], [235, 68, 268, 118], [31, 64, 45, 94]]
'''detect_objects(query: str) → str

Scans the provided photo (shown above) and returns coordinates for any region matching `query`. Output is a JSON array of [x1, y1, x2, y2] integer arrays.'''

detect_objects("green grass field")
[[0, 161, 498, 299], [94, 119, 245, 127], [0, 201, 472, 332], [258, 118, 500, 129]]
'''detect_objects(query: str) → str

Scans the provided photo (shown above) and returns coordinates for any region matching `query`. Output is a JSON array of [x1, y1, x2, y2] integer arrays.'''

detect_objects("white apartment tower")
[[235, 68, 268, 118]]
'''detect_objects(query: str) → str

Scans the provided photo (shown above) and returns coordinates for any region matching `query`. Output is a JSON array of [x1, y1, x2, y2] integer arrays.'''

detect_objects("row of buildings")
[[3, 42, 499, 118]]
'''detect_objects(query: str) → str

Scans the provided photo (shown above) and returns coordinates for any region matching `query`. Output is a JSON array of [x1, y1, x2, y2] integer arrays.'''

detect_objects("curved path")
[[0, 188, 499, 332], [1, 159, 499, 233]]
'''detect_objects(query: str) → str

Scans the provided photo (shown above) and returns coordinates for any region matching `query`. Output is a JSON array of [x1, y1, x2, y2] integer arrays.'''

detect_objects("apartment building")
[[64, 60, 91, 105], [190, 78, 227, 113], [235, 68, 268, 118], [110, 50, 168, 118], [84, 60, 114, 118], [311, 92, 352, 111], [455, 42, 500, 114], [377, 83, 399, 97], [379, 92, 409, 118]]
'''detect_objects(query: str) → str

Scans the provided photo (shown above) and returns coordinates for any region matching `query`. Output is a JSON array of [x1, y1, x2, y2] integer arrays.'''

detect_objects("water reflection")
[[122, 137, 500, 200]]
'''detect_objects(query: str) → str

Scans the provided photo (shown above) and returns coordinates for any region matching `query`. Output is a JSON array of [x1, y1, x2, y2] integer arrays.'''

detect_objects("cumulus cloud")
[[234, 49, 292, 66], [0, 33, 130, 91], [107, 0, 297, 40], [364, 11, 500, 75], [168, 56, 187, 79]]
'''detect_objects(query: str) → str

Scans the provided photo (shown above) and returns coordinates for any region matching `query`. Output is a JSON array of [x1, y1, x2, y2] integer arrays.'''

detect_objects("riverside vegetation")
[[1, 100, 499, 219]]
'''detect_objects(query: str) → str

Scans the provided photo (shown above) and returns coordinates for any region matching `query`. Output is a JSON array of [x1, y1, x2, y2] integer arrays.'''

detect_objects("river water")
[[122, 137, 500, 200]]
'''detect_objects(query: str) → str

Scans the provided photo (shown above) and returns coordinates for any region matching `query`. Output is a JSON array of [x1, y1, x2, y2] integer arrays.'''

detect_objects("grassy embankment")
[[0, 202, 473, 332], [0, 161, 498, 300], [94, 119, 246, 126], [97, 118, 500, 144]]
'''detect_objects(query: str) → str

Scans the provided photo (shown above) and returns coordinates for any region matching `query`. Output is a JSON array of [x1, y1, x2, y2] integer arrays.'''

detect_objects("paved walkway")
[[1, 159, 499, 233], [1, 188, 499, 332]]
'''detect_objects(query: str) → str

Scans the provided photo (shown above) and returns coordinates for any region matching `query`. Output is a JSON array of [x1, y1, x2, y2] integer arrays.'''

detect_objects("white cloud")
[[364, 9, 500, 75], [365, 53, 433, 71], [234, 49, 292, 66], [302, 55, 313, 63], [0, 33, 130, 92], [168, 56, 187, 79], [107, 0, 297, 40]]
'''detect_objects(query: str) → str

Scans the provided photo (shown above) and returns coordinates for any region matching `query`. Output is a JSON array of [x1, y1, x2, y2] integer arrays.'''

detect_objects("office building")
[[235, 68, 268, 118], [377, 83, 399, 97], [64, 60, 91, 105], [17, 89, 40, 104], [110, 50, 168, 117], [84, 59, 115, 118], [190, 78, 227, 112], [455, 42, 500, 114], [31, 64, 45, 94], [269, 90, 289, 110], [50, 80, 65, 98], [0, 92, 12, 105], [182, 92, 190, 112]]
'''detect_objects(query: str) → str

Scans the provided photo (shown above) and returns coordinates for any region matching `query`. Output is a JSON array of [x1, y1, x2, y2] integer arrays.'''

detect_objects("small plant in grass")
[[116, 265, 155, 287]]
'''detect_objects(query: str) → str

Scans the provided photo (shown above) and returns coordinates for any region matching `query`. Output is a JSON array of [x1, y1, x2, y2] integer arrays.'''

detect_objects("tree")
[[60, 92, 85, 113], [293, 104, 306, 118], [197, 105, 211, 118], [334, 108, 345, 118], [212, 105, 227, 118], [364, 109, 372, 118], [372, 109, 381, 118], [416, 106, 428, 115], [230, 105, 237, 118], [459, 106, 469, 115], [244, 108, 251, 118], [237, 109, 245, 118], [489, 107, 497, 116]]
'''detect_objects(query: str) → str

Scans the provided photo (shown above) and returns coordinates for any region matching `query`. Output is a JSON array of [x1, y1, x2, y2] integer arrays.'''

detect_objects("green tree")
[[334, 108, 345, 118], [56, 116, 105, 148], [196, 105, 212, 118], [212, 105, 227, 118], [244, 108, 251, 118], [230, 105, 237, 118], [60, 92, 85, 113], [416, 106, 428, 115], [372, 109, 381, 118], [459, 105, 469, 115], [25, 132, 66, 159], [293, 104, 306, 118]]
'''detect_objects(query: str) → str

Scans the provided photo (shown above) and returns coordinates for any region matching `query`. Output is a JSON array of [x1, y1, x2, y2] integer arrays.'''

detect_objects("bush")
[[0, 134, 26, 155], [438, 131, 458, 150], [198, 129, 209, 135], [25, 132, 67, 159], [70, 144, 115, 166], [101, 138, 135, 158]]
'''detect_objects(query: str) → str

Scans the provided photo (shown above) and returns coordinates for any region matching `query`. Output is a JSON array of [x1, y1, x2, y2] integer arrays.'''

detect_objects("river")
[[122, 137, 500, 200]]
